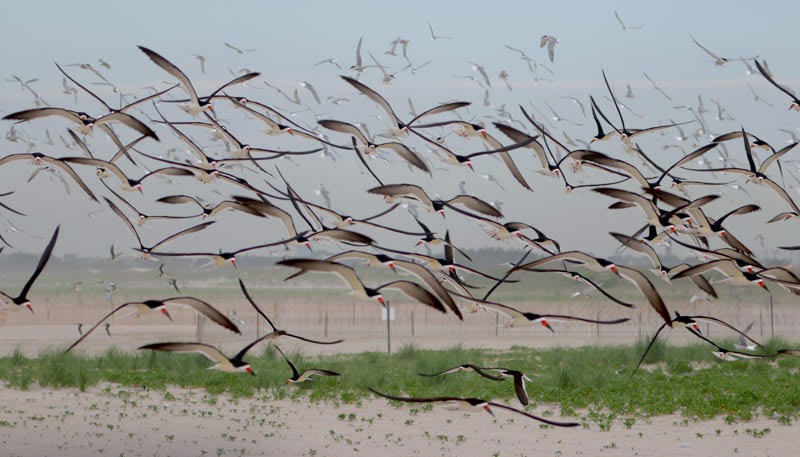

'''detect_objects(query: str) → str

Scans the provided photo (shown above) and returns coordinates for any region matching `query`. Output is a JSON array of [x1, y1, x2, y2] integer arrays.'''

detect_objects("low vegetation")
[[1, 339, 799, 425]]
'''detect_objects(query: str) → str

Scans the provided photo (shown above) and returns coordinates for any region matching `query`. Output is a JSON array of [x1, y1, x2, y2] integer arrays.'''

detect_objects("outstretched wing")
[[19, 226, 60, 299]]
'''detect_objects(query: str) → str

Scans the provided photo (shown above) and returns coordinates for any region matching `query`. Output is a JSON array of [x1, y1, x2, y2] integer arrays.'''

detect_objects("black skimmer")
[[514, 251, 620, 274], [683, 327, 774, 362], [239, 279, 344, 344], [67, 127, 142, 168], [103, 197, 214, 260], [687, 130, 800, 216], [418, 364, 503, 381], [475, 128, 533, 190], [0, 191, 24, 217], [410, 123, 538, 181], [469, 213, 560, 254], [324, 250, 461, 319], [341, 76, 470, 134], [274, 345, 340, 384], [152, 107, 323, 172], [579, 143, 719, 191], [309, 203, 426, 236], [666, 234, 764, 275], [139, 341, 261, 375], [394, 245, 515, 287], [516, 106, 635, 190], [410, 217, 467, 251], [276, 259, 450, 315], [632, 312, 766, 374], [491, 122, 549, 172], [318, 119, 429, 172], [464, 299, 629, 330], [0, 153, 98, 202], [141, 235, 300, 267], [63, 156, 193, 193], [55, 62, 178, 115], [67, 296, 240, 352], [610, 232, 718, 299], [101, 182, 198, 226], [156, 194, 265, 219], [672, 260, 769, 290], [221, 95, 340, 147], [593, 187, 718, 235], [589, 97, 619, 143], [514, 252, 672, 325], [368, 183, 503, 219], [197, 111, 323, 160], [138, 45, 259, 117], [369, 388, 579, 427], [676, 203, 761, 253], [483, 368, 535, 406], [754, 60, 800, 111], [521, 268, 635, 309], [755, 267, 800, 295], [232, 195, 374, 249], [599, 70, 691, 141], [225, 96, 297, 136], [0, 226, 59, 313], [3, 107, 157, 140]]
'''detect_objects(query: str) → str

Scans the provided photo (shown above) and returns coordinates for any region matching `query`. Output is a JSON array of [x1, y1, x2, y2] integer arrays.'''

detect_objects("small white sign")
[[381, 308, 396, 321]]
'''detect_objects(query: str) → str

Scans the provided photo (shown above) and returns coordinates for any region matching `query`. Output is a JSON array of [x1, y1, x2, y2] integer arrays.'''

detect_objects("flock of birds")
[[3, 22, 800, 426]]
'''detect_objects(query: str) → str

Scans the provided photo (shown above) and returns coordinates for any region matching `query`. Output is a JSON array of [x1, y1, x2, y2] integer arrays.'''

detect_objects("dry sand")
[[0, 383, 791, 457]]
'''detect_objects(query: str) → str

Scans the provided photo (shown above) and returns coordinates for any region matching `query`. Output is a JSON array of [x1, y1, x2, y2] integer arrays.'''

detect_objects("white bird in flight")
[[539, 35, 559, 63]]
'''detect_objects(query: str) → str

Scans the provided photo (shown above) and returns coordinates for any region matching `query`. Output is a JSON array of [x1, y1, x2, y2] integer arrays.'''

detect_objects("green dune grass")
[[1, 340, 799, 426]]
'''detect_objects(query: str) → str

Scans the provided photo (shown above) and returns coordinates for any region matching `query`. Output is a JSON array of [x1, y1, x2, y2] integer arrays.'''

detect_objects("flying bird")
[[0, 226, 59, 313]]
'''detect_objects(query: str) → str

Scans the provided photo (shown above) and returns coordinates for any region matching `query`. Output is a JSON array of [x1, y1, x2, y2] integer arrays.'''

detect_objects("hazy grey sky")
[[1, 1, 799, 258]]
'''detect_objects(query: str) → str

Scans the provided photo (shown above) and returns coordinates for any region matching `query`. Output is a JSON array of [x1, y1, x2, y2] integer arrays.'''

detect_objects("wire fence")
[[196, 295, 796, 348]]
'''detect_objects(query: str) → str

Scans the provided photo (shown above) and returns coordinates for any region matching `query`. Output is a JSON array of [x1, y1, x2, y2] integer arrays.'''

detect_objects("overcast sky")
[[1, 1, 799, 259]]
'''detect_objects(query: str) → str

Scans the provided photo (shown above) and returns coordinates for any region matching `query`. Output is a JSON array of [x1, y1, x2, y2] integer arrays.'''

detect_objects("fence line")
[[196, 297, 798, 347]]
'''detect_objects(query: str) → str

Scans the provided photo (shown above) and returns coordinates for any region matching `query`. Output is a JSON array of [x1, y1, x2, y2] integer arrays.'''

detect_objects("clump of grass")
[[633, 336, 669, 365]]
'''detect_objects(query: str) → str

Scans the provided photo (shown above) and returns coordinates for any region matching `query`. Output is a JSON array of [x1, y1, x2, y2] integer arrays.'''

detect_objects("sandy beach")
[[0, 382, 791, 457]]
